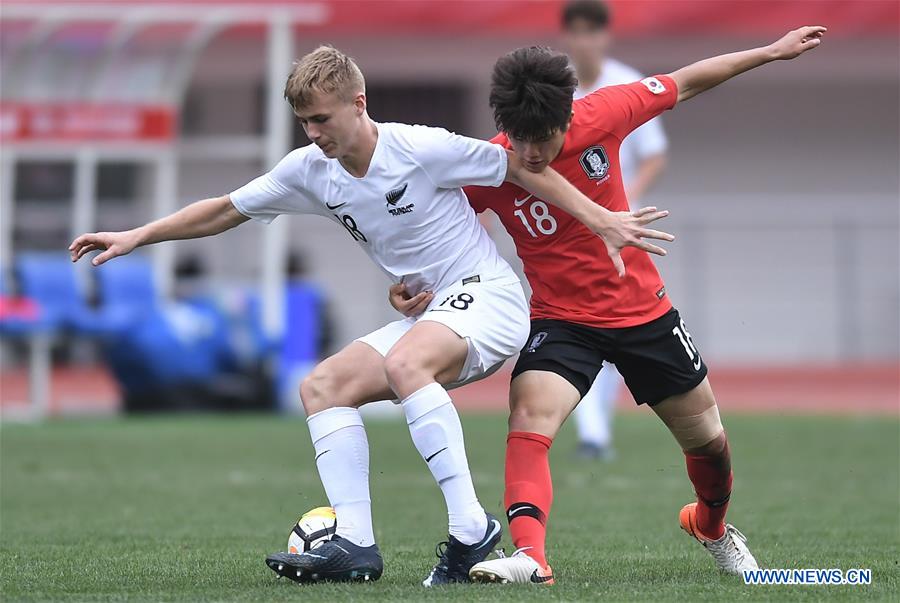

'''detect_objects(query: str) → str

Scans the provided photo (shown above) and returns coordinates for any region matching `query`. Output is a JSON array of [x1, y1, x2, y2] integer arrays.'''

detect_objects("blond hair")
[[284, 45, 365, 111]]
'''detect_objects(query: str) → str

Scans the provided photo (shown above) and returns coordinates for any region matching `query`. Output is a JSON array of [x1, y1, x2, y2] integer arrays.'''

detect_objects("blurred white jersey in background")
[[574, 57, 668, 196]]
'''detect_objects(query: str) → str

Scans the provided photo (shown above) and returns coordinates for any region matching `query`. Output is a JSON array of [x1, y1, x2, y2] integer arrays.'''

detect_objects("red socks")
[[505, 430, 733, 561], [684, 439, 733, 540], [504, 431, 553, 567]]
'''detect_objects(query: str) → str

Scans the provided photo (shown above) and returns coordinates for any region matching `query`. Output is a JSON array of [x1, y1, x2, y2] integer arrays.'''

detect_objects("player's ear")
[[354, 93, 366, 116]]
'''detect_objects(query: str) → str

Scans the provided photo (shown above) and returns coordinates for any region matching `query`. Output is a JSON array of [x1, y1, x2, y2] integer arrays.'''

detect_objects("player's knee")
[[299, 367, 338, 415], [668, 404, 725, 452], [383, 347, 425, 390], [508, 398, 565, 435], [685, 430, 728, 457]]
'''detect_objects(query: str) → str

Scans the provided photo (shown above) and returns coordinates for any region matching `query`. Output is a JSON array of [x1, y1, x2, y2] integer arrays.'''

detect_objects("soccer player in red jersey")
[[391, 27, 826, 583]]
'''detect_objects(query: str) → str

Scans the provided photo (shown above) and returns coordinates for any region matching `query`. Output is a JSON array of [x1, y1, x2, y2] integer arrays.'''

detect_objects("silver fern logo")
[[386, 183, 414, 216], [385, 183, 408, 206]]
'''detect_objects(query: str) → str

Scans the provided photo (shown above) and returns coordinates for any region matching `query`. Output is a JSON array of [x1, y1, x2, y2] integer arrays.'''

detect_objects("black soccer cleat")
[[422, 513, 503, 586], [265, 536, 383, 584]]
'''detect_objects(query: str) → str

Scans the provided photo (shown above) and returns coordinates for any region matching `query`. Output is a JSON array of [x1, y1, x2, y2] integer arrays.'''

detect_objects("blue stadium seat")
[[103, 300, 232, 396], [14, 252, 93, 332], [11, 252, 160, 338], [96, 255, 156, 306], [92, 254, 158, 334]]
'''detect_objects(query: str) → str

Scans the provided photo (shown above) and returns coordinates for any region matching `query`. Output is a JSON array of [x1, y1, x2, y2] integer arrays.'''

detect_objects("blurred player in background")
[[392, 26, 826, 585], [69, 46, 672, 587], [563, 0, 670, 461]]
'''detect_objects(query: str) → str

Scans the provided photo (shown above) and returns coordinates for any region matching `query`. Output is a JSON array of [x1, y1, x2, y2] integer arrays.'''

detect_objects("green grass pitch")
[[2, 412, 898, 601]]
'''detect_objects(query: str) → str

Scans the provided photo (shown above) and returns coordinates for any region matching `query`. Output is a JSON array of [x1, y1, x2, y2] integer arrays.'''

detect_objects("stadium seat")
[[12, 252, 161, 338], [13, 252, 103, 334], [92, 254, 159, 334], [105, 301, 225, 390]]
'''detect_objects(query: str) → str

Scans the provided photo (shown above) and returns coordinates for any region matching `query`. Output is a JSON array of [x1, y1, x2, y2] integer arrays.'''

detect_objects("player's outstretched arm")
[[670, 26, 826, 103], [69, 195, 249, 266], [505, 152, 674, 277]]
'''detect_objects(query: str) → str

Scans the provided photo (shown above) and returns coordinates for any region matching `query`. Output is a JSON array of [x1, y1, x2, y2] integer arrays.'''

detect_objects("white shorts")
[[357, 275, 530, 389]]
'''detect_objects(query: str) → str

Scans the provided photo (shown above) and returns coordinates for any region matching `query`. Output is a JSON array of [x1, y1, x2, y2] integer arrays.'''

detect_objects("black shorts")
[[511, 308, 707, 406]]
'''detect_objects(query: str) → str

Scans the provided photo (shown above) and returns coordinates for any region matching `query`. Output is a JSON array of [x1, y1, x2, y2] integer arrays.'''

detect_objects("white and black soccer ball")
[[288, 506, 337, 553]]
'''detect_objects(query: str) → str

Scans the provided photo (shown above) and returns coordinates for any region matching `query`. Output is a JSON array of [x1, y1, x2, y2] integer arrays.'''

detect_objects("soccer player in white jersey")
[[563, 0, 671, 461], [68, 46, 673, 586]]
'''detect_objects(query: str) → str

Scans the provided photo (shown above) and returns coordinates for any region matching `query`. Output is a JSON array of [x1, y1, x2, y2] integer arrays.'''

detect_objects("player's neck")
[[576, 59, 603, 90], [338, 118, 379, 178]]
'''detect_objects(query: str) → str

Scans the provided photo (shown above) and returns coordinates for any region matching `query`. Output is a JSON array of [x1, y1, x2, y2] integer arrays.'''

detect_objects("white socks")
[[305, 386, 487, 548], [401, 382, 487, 545], [306, 407, 375, 547], [575, 362, 618, 446]]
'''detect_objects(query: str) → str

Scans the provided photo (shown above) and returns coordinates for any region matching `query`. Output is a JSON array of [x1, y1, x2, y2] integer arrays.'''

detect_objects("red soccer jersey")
[[466, 75, 678, 328]]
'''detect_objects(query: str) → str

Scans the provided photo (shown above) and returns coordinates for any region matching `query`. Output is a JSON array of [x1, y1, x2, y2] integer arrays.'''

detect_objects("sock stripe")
[[506, 502, 546, 525], [698, 491, 732, 508]]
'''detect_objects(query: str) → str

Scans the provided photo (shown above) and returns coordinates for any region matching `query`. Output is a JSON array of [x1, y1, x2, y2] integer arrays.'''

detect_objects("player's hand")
[[68, 230, 140, 266], [768, 26, 826, 60], [596, 206, 674, 278], [388, 283, 434, 317]]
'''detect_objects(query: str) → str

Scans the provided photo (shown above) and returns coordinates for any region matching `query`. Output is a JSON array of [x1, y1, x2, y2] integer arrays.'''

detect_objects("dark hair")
[[561, 0, 610, 30], [489, 47, 577, 141]]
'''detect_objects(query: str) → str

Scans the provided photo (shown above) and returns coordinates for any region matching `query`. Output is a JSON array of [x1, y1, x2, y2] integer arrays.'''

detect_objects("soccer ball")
[[288, 506, 337, 553]]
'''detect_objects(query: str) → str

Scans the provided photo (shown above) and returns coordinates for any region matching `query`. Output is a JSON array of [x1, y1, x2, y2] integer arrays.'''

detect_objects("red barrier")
[[0, 103, 176, 143]]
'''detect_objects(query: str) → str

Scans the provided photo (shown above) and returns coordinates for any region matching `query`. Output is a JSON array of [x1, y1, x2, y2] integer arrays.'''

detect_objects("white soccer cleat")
[[680, 502, 759, 575], [469, 548, 554, 585]]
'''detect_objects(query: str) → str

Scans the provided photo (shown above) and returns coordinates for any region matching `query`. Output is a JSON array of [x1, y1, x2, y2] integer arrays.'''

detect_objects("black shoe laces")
[[431, 539, 468, 579]]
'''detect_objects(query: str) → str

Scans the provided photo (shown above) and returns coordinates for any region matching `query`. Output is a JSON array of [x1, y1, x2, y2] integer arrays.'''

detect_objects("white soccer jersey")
[[574, 57, 669, 187], [230, 122, 515, 295]]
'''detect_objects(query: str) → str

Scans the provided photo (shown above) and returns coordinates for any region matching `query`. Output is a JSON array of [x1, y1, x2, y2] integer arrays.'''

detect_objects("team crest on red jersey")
[[579, 145, 610, 180], [526, 331, 548, 353]]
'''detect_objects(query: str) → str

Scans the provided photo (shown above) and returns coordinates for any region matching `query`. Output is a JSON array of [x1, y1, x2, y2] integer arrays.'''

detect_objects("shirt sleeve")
[[414, 126, 509, 189], [229, 147, 320, 224], [580, 74, 678, 142], [463, 133, 510, 213]]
